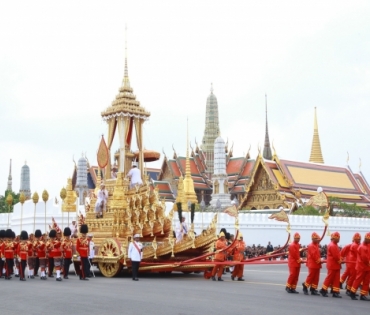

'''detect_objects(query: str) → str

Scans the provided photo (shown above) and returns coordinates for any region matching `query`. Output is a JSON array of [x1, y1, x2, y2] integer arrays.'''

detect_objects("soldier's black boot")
[[302, 283, 308, 295], [319, 289, 328, 297], [332, 292, 342, 298], [360, 295, 370, 301], [290, 289, 299, 294], [217, 277, 224, 281], [350, 292, 358, 300], [339, 282, 343, 289], [211, 276, 216, 281], [310, 288, 320, 296]]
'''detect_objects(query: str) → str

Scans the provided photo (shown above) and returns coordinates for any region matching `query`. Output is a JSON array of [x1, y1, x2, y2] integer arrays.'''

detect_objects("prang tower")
[[201, 84, 220, 179]]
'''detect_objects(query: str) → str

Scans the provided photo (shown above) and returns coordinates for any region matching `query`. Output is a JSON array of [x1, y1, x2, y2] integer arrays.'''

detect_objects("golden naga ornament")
[[6, 193, 13, 206]]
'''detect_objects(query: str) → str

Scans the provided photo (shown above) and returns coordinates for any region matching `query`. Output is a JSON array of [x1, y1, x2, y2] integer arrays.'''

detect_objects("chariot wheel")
[[98, 238, 123, 278]]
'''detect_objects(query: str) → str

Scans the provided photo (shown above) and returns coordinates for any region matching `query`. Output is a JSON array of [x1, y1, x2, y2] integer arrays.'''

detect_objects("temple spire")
[[263, 94, 272, 160], [122, 24, 130, 88], [7, 159, 12, 192], [202, 83, 220, 178], [309, 107, 324, 164], [183, 118, 198, 208]]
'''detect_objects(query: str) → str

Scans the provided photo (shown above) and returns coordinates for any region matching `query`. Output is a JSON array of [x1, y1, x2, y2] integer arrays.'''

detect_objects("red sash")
[[133, 242, 141, 254]]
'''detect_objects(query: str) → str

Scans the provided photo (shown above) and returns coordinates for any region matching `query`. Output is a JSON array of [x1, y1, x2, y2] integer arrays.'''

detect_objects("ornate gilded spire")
[[123, 24, 130, 89], [7, 159, 12, 192], [183, 118, 198, 208], [202, 83, 220, 179], [309, 107, 324, 164], [263, 94, 272, 160]]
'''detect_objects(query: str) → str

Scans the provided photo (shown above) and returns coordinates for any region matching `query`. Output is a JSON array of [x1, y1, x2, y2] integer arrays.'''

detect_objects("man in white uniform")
[[88, 234, 95, 277], [95, 183, 108, 218], [176, 216, 188, 243], [127, 163, 143, 189], [69, 219, 78, 238], [128, 234, 143, 281]]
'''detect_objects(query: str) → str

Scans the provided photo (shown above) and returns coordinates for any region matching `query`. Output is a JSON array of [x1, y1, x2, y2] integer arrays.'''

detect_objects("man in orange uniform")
[[339, 241, 351, 289], [345, 233, 361, 295], [62, 227, 73, 279], [286, 232, 303, 293], [211, 232, 228, 281], [320, 232, 342, 298], [231, 233, 245, 281], [76, 224, 90, 280], [302, 232, 322, 295], [350, 232, 370, 301], [35, 230, 47, 280], [17, 231, 29, 281]]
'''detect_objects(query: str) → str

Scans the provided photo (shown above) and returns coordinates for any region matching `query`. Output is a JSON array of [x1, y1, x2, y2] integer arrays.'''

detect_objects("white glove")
[[1, 257, 4, 261], [17, 258, 21, 262]]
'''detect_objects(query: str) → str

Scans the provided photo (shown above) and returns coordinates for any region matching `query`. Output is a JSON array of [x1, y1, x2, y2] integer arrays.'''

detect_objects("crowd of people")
[[0, 224, 94, 282]]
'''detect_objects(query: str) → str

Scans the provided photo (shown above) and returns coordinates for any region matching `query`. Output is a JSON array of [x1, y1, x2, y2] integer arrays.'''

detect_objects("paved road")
[[1, 264, 368, 315]]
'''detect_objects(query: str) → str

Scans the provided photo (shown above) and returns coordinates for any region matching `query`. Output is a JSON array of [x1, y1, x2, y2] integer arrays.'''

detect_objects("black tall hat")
[[11, 231, 16, 239], [20, 230, 29, 241], [63, 227, 71, 237], [49, 229, 57, 238], [80, 224, 88, 234], [5, 229, 12, 238], [0, 230, 5, 238], [35, 229, 42, 237]]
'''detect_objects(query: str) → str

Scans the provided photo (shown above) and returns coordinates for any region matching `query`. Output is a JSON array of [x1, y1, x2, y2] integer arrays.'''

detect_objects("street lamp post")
[[19, 192, 26, 233], [42, 190, 49, 234], [6, 193, 13, 229], [32, 192, 39, 232]]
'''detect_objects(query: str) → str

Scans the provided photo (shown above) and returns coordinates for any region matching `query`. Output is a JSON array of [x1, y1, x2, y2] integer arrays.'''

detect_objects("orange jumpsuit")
[[211, 239, 228, 278], [350, 242, 370, 296], [286, 241, 302, 290], [304, 242, 321, 290], [231, 240, 246, 279], [346, 241, 359, 290], [339, 244, 351, 285], [322, 241, 341, 293]]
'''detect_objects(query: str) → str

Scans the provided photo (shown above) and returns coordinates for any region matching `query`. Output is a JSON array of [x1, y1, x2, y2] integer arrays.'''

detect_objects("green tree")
[[0, 190, 20, 213], [292, 205, 322, 216], [329, 197, 370, 218]]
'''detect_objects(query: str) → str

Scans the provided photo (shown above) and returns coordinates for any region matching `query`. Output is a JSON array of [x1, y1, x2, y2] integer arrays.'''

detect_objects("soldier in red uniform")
[[345, 232, 361, 295], [76, 224, 90, 280], [286, 232, 303, 293], [350, 232, 370, 301], [320, 232, 342, 298], [46, 231, 55, 278], [302, 232, 322, 295], [17, 231, 29, 281], [35, 230, 47, 280], [26, 233, 36, 279], [0, 230, 5, 278], [13, 232, 20, 277], [4, 229, 15, 280], [50, 230, 63, 281], [211, 232, 228, 281], [231, 233, 246, 281], [62, 227, 73, 279]]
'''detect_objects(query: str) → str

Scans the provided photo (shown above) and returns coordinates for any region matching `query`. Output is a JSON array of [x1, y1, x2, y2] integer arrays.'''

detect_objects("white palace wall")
[[1, 203, 370, 247]]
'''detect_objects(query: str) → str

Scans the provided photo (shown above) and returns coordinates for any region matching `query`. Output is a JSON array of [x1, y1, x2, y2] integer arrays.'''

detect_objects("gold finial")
[[210, 82, 213, 93], [309, 107, 324, 164], [42, 190, 49, 203], [19, 192, 26, 204], [359, 158, 362, 172], [123, 24, 130, 88], [346, 151, 349, 165], [6, 193, 13, 206], [32, 192, 39, 204]]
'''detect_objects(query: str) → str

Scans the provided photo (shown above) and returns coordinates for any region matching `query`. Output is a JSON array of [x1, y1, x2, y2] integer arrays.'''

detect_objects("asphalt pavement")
[[1, 264, 368, 315]]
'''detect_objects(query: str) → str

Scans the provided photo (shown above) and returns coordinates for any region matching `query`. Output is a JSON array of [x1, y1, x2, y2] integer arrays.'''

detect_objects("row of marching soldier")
[[286, 231, 370, 301], [0, 223, 93, 281]]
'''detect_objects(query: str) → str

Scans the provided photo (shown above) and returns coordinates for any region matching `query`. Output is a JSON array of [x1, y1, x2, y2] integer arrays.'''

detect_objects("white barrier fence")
[[1, 204, 370, 246]]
